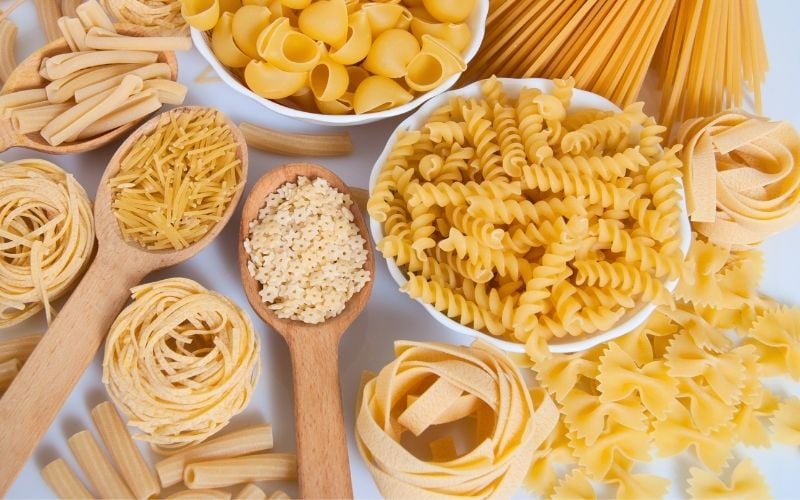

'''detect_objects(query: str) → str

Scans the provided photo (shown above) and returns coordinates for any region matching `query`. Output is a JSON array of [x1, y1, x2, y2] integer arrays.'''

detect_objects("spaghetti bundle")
[[101, 0, 187, 34], [103, 278, 260, 453], [465, 0, 677, 107], [653, 0, 768, 129], [0, 159, 94, 328]]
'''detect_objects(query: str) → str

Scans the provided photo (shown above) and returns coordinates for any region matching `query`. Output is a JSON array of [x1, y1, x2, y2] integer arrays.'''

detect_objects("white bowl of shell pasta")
[[190, 0, 489, 126], [368, 77, 692, 354]]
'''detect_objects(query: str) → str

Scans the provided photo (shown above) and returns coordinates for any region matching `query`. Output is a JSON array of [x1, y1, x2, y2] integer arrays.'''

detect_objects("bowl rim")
[[367, 77, 692, 354], [189, 0, 489, 126]]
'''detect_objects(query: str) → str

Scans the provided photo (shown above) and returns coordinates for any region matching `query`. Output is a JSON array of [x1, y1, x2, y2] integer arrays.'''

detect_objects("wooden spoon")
[[238, 163, 375, 499], [0, 26, 178, 154], [0, 106, 247, 495]]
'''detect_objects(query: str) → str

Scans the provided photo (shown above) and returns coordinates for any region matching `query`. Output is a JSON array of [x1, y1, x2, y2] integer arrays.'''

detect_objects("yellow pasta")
[[234, 483, 267, 500], [41, 458, 93, 500], [168, 489, 232, 500], [72, 62, 171, 102], [240, 121, 352, 156], [231, 4, 271, 59], [58, 16, 90, 52], [353, 75, 413, 114], [364, 29, 420, 79], [45, 63, 144, 103], [297, 0, 347, 46], [77, 89, 162, 138], [0, 159, 94, 328], [361, 2, 410, 36], [102, 0, 188, 34], [41, 50, 158, 80], [84, 26, 192, 51], [0, 17, 17, 83], [155, 425, 274, 487], [35, 0, 63, 42], [91, 401, 160, 500], [405, 34, 466, 91], [184, 454, 298, 489], [328, 10, 371, 65], [76, 0, 116, 31], [244, 60, 307, 99], [140, 78, 188, 104], [182, 0, 220, 31], [257, 17, 320, 72], [11, 103, 72, 134], [0, 89, 49, 117], [410, 16, 471, 52], [108, 108, 242, 250], [212, 11, 252, 67], [103, 278, 260, 452], [68, 430, 134, 499]]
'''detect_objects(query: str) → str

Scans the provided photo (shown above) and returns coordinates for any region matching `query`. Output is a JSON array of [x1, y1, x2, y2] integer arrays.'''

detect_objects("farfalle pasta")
[[184, 0, 474, 114], [687, 459, 770, 500], [369, 78, 685, 345]]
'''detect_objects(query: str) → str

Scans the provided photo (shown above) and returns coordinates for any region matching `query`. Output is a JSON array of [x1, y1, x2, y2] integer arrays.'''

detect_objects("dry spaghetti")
[[0, 159, 94, 328], [355, 340, 558, 498], [102, 278, 260, 453]]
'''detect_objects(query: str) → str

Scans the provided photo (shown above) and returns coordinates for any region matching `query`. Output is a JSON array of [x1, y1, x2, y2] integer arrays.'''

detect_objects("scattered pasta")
[[103, 278, 260, 452], [368, 77, 685, 344], [687, 459, 770, 499], [184, 0, 473, 114], [771, 398, 800, 446], [244, 176, 370, 324], [109, 107, 243, 250], [678, 111, 800, 247], [355, 340, 559, 498], [0, 159, 94, 328]]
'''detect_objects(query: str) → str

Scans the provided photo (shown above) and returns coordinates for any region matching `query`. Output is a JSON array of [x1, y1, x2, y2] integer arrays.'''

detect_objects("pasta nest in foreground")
[[368, 77, 685, 345], [102, 277, 260, 454]]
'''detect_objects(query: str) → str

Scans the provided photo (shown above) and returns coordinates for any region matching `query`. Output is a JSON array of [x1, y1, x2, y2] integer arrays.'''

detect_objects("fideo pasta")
[[0, 159, 94, 328], [187, 0, 474, 114], [368, 78, 685, 344], [109, 107, 243, 251], [102, 278, 260, 453]]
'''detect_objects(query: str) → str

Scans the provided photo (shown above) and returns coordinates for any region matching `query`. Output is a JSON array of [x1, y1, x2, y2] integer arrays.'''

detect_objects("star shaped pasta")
[[771, 397, 800, 446], [653, 402, 734, 472], [745, 307, 800, 380], [687, 459, 770, 499]]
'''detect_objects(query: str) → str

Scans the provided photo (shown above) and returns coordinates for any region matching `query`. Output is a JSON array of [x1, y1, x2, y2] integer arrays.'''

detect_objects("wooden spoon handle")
[[0, 119, 18, 153], [0, 249, 149, 494], [288, 333, 353, 499]]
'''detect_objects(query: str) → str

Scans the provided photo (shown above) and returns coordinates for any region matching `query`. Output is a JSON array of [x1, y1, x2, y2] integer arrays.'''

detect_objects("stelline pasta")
[[368, 77, 685, 344]]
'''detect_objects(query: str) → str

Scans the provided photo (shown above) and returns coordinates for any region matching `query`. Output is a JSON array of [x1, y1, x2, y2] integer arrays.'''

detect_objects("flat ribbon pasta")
[[678, 111, 800, 246], [102, 278, 260, 453], [355, 340, 558, 499], [0, 159, 94, 328]]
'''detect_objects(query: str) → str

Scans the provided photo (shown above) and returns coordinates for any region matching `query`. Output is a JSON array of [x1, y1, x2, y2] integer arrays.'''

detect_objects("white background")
[[3, 1, 799, 498]]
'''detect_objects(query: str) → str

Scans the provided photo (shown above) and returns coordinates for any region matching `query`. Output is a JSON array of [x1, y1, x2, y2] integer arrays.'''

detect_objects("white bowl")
[[368, 77, 692, 353], [191, 2, 489, 127]]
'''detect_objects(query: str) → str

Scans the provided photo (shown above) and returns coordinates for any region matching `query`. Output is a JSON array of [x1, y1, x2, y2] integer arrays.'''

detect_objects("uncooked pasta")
[[109, 107, 243, 250], [102, 278, 260, 453], [0, 159, 94, 328], [102, 0, 187, 34]]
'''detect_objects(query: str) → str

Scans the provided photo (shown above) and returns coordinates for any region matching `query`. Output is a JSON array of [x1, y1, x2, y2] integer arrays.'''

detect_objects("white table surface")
[[3, 1, 799, 498]]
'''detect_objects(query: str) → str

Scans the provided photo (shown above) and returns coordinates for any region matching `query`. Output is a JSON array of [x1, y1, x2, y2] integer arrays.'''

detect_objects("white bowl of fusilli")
[[368, 77, 692, 354]]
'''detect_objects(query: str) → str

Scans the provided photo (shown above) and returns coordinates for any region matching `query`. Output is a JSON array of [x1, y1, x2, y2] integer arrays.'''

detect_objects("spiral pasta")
[[103, 278, 260, 453], [369, 78, 685, 344], [355, 340, 558, 498], [0, 159, 94, 328]]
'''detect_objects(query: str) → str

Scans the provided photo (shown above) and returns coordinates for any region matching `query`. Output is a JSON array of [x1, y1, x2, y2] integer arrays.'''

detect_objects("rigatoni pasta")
[[41, 458, 93, 500], [234, 483, 267, 500], [67, 430, 134, 499], [168, 489, 232, 500], [0, 17, 17, 83], [35, 0, 63, 42], [183, 454, 298, 489]]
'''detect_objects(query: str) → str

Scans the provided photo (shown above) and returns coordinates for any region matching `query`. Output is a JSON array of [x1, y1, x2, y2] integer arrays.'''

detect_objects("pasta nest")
[[355, 340, 558, 498], [102, 278, 260, 453]]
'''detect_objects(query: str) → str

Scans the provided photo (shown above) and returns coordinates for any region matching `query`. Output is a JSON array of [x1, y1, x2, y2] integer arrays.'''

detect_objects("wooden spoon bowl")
[[0, 25, 178, 154], [0, 107, 247, 495], [239, 163, 375, 499]]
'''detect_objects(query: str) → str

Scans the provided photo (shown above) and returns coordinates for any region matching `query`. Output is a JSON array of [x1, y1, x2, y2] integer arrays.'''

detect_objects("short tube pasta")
[[76, 89, 162, 139], [72, 62, 171, 102], [84, 27, 192, 51], [41, 458, 93, 500], [168, 489, 232, 500], [45, 63, 144, 103], [141, 78, 188, 104], [41, 50, 158, 81], [76, 0, 116, 31], [155, 425, 274, 488], [239, 122, 353, 157], [0, 89, 48, 117], [35, 0, 62, 42], [91, 401, 160, 500], [11, 103, 72, 134], [183, 454, 298, 489], [68, 430, 134, 499]]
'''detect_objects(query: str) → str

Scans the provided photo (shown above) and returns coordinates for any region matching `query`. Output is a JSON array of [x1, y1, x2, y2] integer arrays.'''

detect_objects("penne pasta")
[[239, 122, 353, 157], [0, 89, 48, 117], [234, 483, 267, 500], [76, 0, 116, 31], [58, 16, 89, 52], [155, 425, 274, 488], [72, 62, 171, 102], [183, 454, 298, 489], [35, 0, 63, 42], [45, 63, 143, 103], [168, 489, 232, 500], [11, 103, 73, 134], [41, 74, 143, 146], [77, 89, 161, 139], [0, 334, 43, 364], [91, 402, 160, 500], [41, 458, 93, 500], [85, 26, 192, 51], [141, 79, 188, 104], [41, 50, 157, 81], [62, 0, 82, 18], [0, 358, 20, 392], [68, 430, 133, 499], [0, 18, 17, 83]]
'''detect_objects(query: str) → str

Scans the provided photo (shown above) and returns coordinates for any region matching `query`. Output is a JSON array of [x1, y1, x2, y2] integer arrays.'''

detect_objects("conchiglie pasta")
[[182, 0, 219, 30], [297, 0, 348, 47], [405, 34, 466, 91], [315, 91, 354, 115], [310, 58, 349, 102], [346, 65, 369, 90], [257, 17, 321, 72], [353, 75, 413, 114], [410, 17, 471, 52], [244, 60, 306, 98], [361, 3, 412, 36], [363, 29, 420, 79], [219, 0, 243, 13], [328, 11, 372, 65], [422, 0, 473, 23], [231, 5, 272, 59], [281, 0, 311, 8], [212, 12, 251, 68]]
